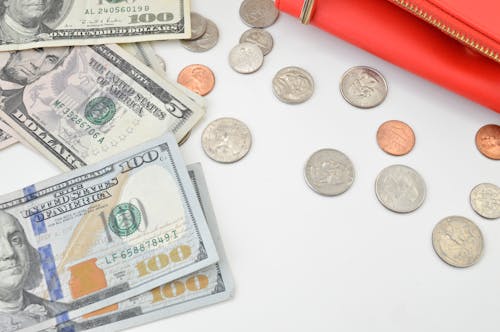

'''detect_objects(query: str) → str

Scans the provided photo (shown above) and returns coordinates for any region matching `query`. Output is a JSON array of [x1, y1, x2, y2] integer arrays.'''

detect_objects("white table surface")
[[1, 1, 500, 331]]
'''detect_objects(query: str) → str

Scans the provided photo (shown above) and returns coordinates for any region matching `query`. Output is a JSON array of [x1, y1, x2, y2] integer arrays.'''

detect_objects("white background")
[[1, 0, 500, 331]]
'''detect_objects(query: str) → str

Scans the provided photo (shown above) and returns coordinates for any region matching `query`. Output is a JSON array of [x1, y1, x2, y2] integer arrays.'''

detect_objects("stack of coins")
[[181, 12, 220, 53]]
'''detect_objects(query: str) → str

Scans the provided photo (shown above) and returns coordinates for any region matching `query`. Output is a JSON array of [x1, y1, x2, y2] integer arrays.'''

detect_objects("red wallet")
[[275, 0, 500, 114]]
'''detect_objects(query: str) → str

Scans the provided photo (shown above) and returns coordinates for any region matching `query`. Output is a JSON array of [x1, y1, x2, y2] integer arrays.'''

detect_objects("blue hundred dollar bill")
[[50, 163, 234, 332], [0, 0, 192, 51], [0, 133, 218, 332], [0, 44, 204, 170]]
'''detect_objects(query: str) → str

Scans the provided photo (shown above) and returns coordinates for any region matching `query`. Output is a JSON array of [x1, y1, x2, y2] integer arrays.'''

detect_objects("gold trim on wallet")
[[300, 0, 316, 24]]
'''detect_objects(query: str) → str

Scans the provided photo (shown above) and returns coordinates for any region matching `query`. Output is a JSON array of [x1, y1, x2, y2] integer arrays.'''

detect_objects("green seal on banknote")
[[85, 97, 116, 125], [109, 203, 142, 237]]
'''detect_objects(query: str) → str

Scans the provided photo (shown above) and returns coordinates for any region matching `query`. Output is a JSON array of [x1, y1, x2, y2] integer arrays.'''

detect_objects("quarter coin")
[[340, 66, 388, 108], [432, 216, 483, 268], [239, 0, 279, 28], [229, 43, 264, 74], [181, 19, 219, 52], [475, 124, 500, 160], [177, 64, 215, 96], [375, 165, 426, 213], [272, 66, 314, 104], [376, 120, 415, 156], [470, 183, 500, 219], [304, 149, 355, 196], [202, 118, 252, 163], [239, 28, 274, 55], [189, 12, 208, 40]]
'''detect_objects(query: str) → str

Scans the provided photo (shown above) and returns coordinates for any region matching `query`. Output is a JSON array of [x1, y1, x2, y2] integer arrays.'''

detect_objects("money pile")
[[0, 2, 237, 332], [0, 0, 498, 330]]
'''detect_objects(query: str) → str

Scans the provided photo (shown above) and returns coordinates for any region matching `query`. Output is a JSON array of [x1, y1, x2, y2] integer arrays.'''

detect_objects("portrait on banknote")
[[0, 0, 71, 44], [0, 210, 68, 332], [0, 47, 71, 113]]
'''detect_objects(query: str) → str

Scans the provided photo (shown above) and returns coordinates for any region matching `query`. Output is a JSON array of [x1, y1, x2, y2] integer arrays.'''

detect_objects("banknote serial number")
[[54, 100, 105, 144], [105, 231, 178, 264], [87, 6, 150, 15]]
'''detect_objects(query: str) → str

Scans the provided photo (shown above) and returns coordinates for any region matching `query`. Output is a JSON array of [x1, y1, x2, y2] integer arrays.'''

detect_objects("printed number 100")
[[130, 12, 174, 24]]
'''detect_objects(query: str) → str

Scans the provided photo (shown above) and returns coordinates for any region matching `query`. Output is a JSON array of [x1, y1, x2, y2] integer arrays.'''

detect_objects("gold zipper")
[[390, 0, 500, 63]]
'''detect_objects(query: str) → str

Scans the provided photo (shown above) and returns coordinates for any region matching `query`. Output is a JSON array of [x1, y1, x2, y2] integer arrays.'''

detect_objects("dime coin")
[[239, 28, 274, 56], [272, 66, 314, 104], [470, 183, 500, 219], [202, 118, 252, 163], [189, 12, 207, 40], [375, 165, 426, 213], [177, 64, 215, 96], [239, 0, 279, 28], [376, 120, 415, 156], [304, 149, 355, 196], [181, 19, 219, 52], [340, 66, 388, 108], [229, 43, 264, 74], [432, 216, 483, 268], [475, 124, 500, 160], [178, 130, 192, 147]]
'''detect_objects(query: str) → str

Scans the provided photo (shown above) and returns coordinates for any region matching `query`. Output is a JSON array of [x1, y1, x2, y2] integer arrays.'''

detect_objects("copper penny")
[[475, 124, 500, 160], [376, 120, 416, 156], [177, 64, 215, 96]]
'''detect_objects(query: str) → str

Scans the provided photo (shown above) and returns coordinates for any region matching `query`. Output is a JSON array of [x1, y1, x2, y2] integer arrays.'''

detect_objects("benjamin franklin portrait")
[[0, 0, 66, 44], [0, 210, 67, 332]]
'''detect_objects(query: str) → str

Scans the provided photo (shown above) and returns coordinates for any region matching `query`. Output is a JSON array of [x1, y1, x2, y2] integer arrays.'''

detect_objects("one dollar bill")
[[0, 44, 204, 170], [0, 133, 218, 332], [0, 0, 191, 51], [53, 163, 234, 332]]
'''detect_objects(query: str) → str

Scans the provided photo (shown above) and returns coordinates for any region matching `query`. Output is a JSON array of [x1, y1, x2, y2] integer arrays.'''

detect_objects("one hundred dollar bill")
[[0, 44, 205, 170], [53, 163, 234, 332], [0, 133, 218, 332], [0, 0, 191, 51]]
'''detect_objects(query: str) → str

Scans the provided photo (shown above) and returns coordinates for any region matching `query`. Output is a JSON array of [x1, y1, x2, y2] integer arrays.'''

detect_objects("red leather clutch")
[[275, 0, 500, 114]]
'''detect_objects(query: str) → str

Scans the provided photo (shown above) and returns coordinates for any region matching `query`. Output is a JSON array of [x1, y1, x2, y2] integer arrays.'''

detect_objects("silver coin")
[[470, 183, 500, 219], [239, 0, 279, 28], [239, 28, 274, 56], [202, 118, 252, 163], [432, 216, 483, 268], [229, 43, 264, 74], [181, 19, 219, 52], [340, 66, 388, 108], [304, 149, 355, 196], [189, 12, 207, 40], [375, 165, 426, 213], [272, 66, 314, 104]]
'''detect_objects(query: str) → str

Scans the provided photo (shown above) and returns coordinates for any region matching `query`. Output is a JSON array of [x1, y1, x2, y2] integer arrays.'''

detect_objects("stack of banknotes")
[[0, 1, 233, 331]]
